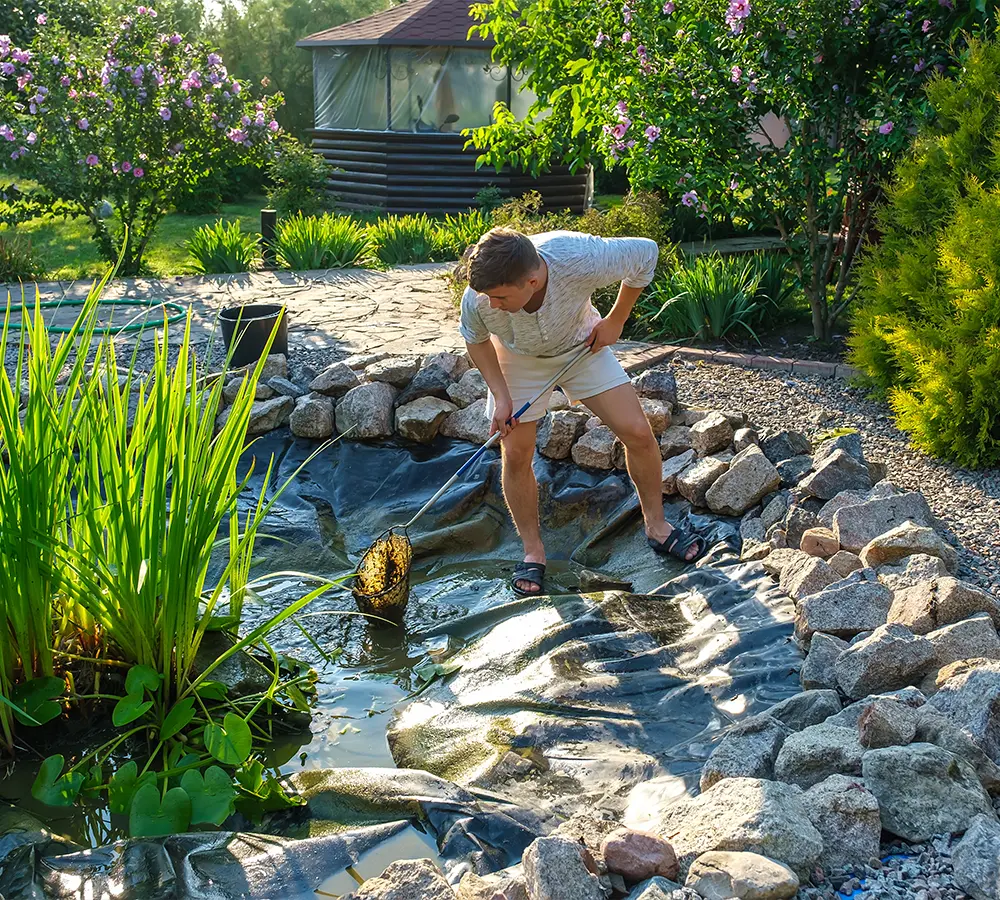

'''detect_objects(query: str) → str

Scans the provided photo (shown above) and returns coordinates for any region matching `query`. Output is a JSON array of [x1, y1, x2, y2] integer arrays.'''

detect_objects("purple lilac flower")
[[939, 0, 953, 8], [922, 18, 932, 32], [645, 125, 660, 142], [184, 97, 193, 107], [914, 58, 927, 73], [137, 5, 147, 13], [662, 1, 675, 12], [622, 30, 631, 42], [159, 106, 171, 120], [37, 14, 47, 25], [611, 121, 629, 139], [26, 131, 36, 144], [207, 52, 222, 66], [230, 81, 241, 94], [170, 33, 182, 44], [729, 179, 738, 190], [227, 127, 248, 143], [13, 50, 31, 63], [0, 124, 13, 141], [241, 114, 250, 126], [121, 160, 132, 172], [878, 121, 893, 134], [726, 0, 750, 33], [68, 88, 77, 99], [623, 5, 632, 23], [85, 153, 99, 166], [133, 167, 144, 177], [268, 119, 279, 132], [77, 118, 89, 130], [1, 62, 15, 76], [731, 65, 742, 82], [17, 73, 32, 91], [681, 190, 698, 207]]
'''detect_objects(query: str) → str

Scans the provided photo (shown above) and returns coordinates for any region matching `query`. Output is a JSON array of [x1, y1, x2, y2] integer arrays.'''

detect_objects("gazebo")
[[296, 0, 592, 213]]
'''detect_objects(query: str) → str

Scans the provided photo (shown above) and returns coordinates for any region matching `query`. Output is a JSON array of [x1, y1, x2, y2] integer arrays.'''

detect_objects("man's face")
[[478, 267, 543, 312]]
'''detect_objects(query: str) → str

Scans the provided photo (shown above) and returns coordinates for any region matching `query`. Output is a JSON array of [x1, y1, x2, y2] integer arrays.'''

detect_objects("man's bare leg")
[[500, 421, 546, 592], [583, 383, 700, 560]]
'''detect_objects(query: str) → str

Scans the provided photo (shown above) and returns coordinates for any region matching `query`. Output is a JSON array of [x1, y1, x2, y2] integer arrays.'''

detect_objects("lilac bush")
[[468, 0, 996, 339], [0, 7, 283, 274]]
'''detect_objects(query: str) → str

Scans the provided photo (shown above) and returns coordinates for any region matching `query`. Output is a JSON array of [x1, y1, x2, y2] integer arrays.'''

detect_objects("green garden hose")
[[14, 297, 187, 334]]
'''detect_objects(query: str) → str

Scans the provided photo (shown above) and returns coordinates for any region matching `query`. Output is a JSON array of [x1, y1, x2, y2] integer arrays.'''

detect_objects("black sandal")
[[511, 562, 546, 597], [649, 527, 706, 563]]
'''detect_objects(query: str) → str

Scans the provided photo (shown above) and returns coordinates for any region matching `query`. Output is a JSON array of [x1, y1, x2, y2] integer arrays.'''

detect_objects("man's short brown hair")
[[467, 228, 540, 292]]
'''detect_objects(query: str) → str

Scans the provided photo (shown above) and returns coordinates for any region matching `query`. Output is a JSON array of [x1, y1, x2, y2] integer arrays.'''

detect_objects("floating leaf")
[[204, 713, 252, 766], [413, 657, 463, 685], [160, 698, 196, 742], [129, 783, 191, 837], [109, 761, 157, 815], [32, 755, 84, 807], [112, 693, 153, 727], [82, 763, 104, 799], [125, 665, 161, 696], [234, 761, 302, 821], [181, 766, 236, 826], [10, 677, 65, 726]]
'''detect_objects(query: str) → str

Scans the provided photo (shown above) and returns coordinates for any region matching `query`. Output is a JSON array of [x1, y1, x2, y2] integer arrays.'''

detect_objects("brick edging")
[[618, 345, 860, 381]]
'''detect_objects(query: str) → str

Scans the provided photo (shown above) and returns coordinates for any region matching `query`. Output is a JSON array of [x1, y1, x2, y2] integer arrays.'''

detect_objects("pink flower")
[[85, 153, 99, 166], [622, 30, 631, 42], [26, 131, 36, 144], [60, 75, 71, 86], [137, 5, 147, 13], [36, 14, 47, 24], [726, 0, 750, 32], [207, 52, 222, 66], [616, 100, 628, 116], [681, 190, 698, 207], [230, 81, 241, 94], [68, 88, 78, 99], [731, 65, 742, 82], [121, 160, 132, 171], [227, 127, 248, 143], [662, 1, 675, 12], [623, 5, 632, 23], [77, 118, 88, 130], [170, 33, 182, 44], [922, 18, 932, 31], [878, 121, 894, 134], [645, 125, 660, 142], [133, 167, 144, 177], [184, 97, 193, 107], [1, 63, 14, 76], [729, 179, 739, 190], [611, 121, 629, 139], [159, 106, 171, 120], [267, 119, 279, 132]]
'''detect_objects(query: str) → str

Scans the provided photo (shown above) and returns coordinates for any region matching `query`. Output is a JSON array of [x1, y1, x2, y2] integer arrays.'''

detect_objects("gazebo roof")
[[296, 0, 493, 48]]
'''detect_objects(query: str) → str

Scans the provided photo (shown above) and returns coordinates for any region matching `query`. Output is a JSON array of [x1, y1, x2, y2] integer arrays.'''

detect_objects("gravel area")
[[672, 359, 1000, 592]]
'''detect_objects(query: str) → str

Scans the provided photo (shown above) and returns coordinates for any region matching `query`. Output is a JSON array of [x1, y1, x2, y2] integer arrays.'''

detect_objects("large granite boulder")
[[705, 446, 781, 517], [336, 382, 398, 439]]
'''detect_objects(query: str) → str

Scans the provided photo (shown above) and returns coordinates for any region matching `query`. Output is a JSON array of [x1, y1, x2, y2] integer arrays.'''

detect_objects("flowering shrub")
[[0, 7, 283, 274], [468, 0, 997, 339]]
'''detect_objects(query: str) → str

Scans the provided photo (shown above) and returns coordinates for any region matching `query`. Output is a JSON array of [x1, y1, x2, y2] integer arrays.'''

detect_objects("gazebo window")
[[313, 47, 388, 131]]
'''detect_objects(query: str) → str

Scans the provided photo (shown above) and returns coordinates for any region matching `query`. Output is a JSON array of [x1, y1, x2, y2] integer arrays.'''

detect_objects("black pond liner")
[[0, 433, 802, 899], [218, 304, 288, 368]]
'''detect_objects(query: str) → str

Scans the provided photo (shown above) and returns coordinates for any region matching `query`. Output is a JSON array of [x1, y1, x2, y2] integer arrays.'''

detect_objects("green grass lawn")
[[3, 197, 268, 281]]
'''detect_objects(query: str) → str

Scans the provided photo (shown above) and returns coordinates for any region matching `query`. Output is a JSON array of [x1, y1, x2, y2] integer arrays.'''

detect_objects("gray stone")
[[741, 517, 767, 545], [551, 812, 619, 872], [538, 409, 591, 460], [572, 425, 618, 470], [547, 390, 570, 412], [914, 706, 1000, 794], [660, 425, 694, 459], [676, 456, 730, 507], [800, 527, 839, 559], [422, 351, 469, 381], [706, 446, 781, 517], [365, 356, 420, 388], [733, 427, 759, 452], [857, 697, 919, 748], [310, 361, 362, 397], [700, 714, 791, 791], [691, 412, 735, 456], [640, 399, 672, 435], [776, 455, 813, 488], [779, 555, 840, 602], [440, 398, 491, 444], [224, 376, 274, 403], [877, 552, 950, 591], [662, 450, 697, 496], [889, 577, 1000, 634], [760, 495, 788, 531], [259, 353, 288, 381], [928, 659, 1000, 762], [862, 743, 996, 841], [632, 369, 678, 406], [446, 369, 487, 408], [523, 836, 605, 900], [800, 633, 849, 691], [817, 490, 870, 529], [773, 723, 865, 789], [342, 352, 388, 370], [767, 690, 842, 733], [650, 777, 823, 878], [395, 397, 457, 443], [684, 850, 798, 900], [824, 689, 927, 730], [600, 827, 679, 883], [860, 521, 958, 573], [828, 550, 863, 578], [624, 877, 684, 900], [267, 375, 306, 399], [760, 429, 811, 465], [395, 364, 454, 407], [813, 431, 864, 465], [344, 858, 455, 900], [954, 815, 1000, 900], [832, 491, 936, 553], [927, 614, 1000, 669], [289, 392, 335, 439], [336, 382, 397, 440], [835, 624, 936, 700], [457, 867, 527, 900], [246, 395, 295, 436], [784, 506, 819, 550], [803, 775, 881, 871], [800, 449, 872, 501], [794, 576, 893, 643]]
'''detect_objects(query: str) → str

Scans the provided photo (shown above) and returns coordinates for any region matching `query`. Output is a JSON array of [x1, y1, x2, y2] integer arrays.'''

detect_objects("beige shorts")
[[485, 340, 631, 424]]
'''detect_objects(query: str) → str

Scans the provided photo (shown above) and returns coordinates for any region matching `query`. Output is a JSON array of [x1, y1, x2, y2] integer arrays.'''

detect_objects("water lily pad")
[[204, 712, 252, 765], [112, 693, 153, 727], [10, 676, 65, 726], [109, 761, 157, 815], [32, 755, 84, 807], [181, 766, 236, 825], [125, 665, 161, 696], [195, 680, 228, 701], [160, 698, 195, 741], [128, 783, 191, 837]]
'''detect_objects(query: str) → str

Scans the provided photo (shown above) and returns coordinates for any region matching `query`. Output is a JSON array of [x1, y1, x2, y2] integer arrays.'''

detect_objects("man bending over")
[[460, 227, 705, 596]]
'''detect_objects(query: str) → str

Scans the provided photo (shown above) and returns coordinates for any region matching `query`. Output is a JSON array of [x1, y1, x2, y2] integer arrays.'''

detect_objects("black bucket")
[[219, 304, 288, 368]]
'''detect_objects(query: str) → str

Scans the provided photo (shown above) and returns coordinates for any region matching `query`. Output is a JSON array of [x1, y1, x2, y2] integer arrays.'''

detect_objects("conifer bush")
[[850, 38, 1000, 468]]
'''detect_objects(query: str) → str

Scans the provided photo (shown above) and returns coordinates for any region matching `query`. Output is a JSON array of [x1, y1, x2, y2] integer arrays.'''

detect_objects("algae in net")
[[353, 529, 412, 624]]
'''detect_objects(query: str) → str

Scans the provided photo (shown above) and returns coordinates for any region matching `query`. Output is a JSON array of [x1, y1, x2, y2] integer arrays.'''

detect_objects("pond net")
[[352, 528, 412, 625]]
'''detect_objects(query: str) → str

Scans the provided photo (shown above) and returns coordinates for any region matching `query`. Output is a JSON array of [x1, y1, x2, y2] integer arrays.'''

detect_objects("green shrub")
[[275, 214, 370, 270], [491, 191, 577, 235], [436, 210, 492, 259], [0, 235, 43, 281], [267, 139, 331, 219], [577, 191, 669, 248], [475, 185, 505, 213], [850, 38, 1000, 468], [368, 214, 445, 266], [185, 220, 260, 275]]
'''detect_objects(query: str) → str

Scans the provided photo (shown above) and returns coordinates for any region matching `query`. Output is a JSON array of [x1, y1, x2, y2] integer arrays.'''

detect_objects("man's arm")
[[465, 339, 517, 437], [585, 236, 659, 351]]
